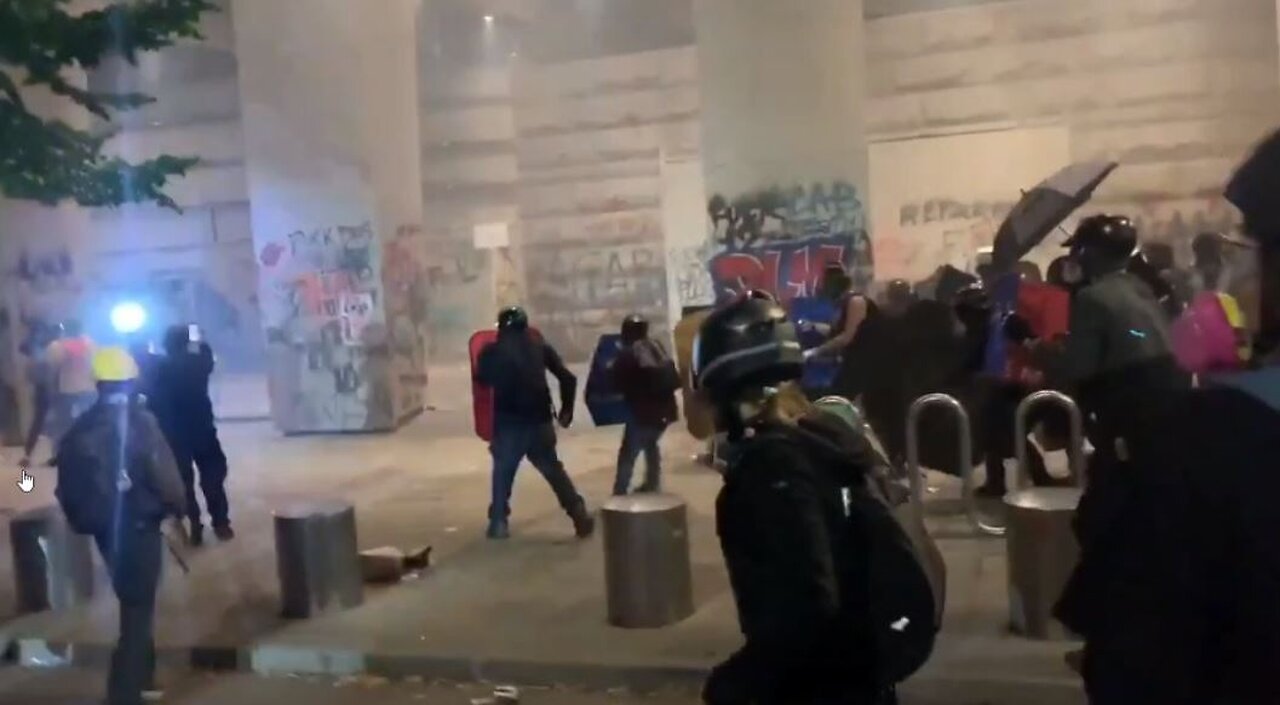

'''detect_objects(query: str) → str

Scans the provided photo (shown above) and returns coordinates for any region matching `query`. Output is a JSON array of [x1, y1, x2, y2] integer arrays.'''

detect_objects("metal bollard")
[[9, 506, 96, 613], [1006, 390, 1085, 639], [273, 499, 364, 619], [906, 394, 995, 536], [601, 494, 694, 628]]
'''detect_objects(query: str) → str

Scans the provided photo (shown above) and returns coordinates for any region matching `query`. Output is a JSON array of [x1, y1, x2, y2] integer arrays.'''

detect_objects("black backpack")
[[55, 402, 159, 535], [631, 339, 681, 395], [839, 473, 941, 687], [750, 426, 942, 688]]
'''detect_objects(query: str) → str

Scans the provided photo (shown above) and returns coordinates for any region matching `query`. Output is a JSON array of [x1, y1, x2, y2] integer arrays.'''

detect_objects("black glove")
[[1003, 313, 1035, 344]]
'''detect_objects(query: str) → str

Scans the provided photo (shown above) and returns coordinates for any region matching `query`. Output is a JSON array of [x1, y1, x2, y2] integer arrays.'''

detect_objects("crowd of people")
[[31, 136, 1280, 705]]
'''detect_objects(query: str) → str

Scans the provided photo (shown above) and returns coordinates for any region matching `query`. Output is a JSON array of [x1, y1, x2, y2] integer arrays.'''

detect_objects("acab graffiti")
[[705, 180, 874, 303]]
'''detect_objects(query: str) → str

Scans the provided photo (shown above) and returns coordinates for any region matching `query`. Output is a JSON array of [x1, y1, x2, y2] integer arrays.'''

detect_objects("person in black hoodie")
[[151, 324, 231, 546], [694, 294, 900, 705], [475, 306, 595, 540], [1054, 131, 1280, 704]]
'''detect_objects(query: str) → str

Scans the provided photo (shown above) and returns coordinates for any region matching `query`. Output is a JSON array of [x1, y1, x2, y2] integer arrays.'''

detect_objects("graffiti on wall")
[[525, 234, 668, 360], [383, 224, 428, 417], [425, 245, 491, 363], [887, 197, 1018, 277], [258, 221, 394, 431], [667, 241, 716, 309], [705, 181, 874, 303], [1128, 198, 1239, 250]]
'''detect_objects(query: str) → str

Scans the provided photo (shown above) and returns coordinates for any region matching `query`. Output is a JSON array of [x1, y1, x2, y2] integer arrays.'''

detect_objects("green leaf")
[[0, 0, 217, 210]]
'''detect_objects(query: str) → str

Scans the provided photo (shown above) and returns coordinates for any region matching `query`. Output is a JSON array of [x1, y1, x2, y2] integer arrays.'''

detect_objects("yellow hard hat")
[[92, 347, 139, 382]]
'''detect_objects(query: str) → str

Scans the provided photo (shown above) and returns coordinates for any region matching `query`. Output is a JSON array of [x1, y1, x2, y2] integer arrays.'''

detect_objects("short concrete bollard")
[[601, 494, 694, 629], [1006, 390, 1086, 640], [273, 499, 363, 619], [1006, 488, 1081, 639], [9, 506, 96, 613]]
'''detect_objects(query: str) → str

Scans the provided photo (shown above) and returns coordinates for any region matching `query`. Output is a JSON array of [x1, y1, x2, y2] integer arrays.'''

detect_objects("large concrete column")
[[693, 0, 874, 300], [232, 0, 428, 433]]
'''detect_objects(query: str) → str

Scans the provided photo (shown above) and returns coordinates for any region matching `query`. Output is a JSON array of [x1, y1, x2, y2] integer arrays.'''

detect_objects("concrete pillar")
[[232, 0, 428, 433], [693, 0, 874, 300]]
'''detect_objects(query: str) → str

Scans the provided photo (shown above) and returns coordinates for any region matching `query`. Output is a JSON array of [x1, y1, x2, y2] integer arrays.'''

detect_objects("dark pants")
[[489, 419, 584, 522], [94, 523, 162, 705], [173, 426, 230, 529], [613, 422, 665, 495]]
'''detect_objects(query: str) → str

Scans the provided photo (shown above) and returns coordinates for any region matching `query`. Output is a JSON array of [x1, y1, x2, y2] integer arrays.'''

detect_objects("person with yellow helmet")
[[55, 346, 188, 705]]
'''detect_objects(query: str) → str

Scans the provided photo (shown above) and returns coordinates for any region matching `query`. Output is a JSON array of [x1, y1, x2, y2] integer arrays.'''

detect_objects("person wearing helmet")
[[1053, 133, 1280, 704], [54, 347, 187, 705], [1035, 215, 1188, 476], [474, 306, 594, 540], [610, 314, 679, 495], [694, 294, 917, 705], [150, 324, 231, 546]]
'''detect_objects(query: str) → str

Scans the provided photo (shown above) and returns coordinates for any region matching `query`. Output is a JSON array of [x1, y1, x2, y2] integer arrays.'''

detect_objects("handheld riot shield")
[[469, 330, 498, 441], [585, 334, 629, 427]]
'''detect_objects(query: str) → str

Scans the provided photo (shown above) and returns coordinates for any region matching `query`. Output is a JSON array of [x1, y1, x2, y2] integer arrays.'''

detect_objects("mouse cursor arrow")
[[17, 470, 34, 494]]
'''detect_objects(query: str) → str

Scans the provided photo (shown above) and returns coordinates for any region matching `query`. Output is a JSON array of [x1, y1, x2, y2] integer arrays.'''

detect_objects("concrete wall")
[[512, 47, 700, 358], [865, 0, 1280, 261], [418, 61, 517, 361]]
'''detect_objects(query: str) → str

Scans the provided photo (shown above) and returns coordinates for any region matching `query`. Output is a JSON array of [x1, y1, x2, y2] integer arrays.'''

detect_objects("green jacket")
[[1049, 270, 1175, 386]]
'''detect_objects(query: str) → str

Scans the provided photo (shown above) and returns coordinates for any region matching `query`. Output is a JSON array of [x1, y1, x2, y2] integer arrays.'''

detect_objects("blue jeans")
[[94, 522, 162, 705], [613, 422, 666, 495], [489, 419, 584, 522]]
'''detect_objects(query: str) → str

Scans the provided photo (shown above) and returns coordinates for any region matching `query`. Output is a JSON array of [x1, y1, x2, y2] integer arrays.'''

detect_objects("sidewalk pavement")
[[0, 365, 1084, 703], [0, 666, 1088, 705]]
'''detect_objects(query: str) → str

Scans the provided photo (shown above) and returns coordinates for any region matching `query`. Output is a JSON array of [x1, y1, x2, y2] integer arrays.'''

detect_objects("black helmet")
[[497, 306, 528, 331], [693, 295, 803, 399], [620, 314, 649, 343], [1064, 214, 1137, 261]]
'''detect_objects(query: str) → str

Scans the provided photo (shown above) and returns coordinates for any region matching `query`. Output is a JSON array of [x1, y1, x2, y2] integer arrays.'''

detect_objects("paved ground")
[[0, 667, 1085, 705], [0, 365, 1084, 702]]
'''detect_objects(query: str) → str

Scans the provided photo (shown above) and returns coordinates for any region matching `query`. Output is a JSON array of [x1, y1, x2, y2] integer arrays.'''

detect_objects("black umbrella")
[[992, 161, 1118, 270]]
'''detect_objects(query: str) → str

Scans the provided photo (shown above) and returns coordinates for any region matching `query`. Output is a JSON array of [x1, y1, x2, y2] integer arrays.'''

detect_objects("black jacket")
[[711, 411, 886, 704], [611, 338, 678, 427], [151, 342, 216, 436], [1056, 368, 1280, 705], [476, 330, 576, 424]]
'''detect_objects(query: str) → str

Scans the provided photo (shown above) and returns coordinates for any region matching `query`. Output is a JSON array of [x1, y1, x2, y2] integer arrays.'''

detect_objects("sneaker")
[[189, 525, 204, 548], [486, 520, 510, 540], [213, 525, 235, 542]]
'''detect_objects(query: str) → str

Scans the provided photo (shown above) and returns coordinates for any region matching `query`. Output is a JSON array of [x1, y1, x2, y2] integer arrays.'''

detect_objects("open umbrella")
[[991, 161, 1118, 270]]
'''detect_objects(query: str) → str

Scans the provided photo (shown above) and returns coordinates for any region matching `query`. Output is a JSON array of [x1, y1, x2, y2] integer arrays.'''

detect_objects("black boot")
[[189, 523, 204, 547], [569, 503, 595, 539]]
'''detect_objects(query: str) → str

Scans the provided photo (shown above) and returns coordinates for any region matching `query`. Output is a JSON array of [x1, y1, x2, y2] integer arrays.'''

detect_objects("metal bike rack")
[[905, 393, 993, 535], [1013, 390, 1086, 491], [1006, 390, 1086, 639]]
